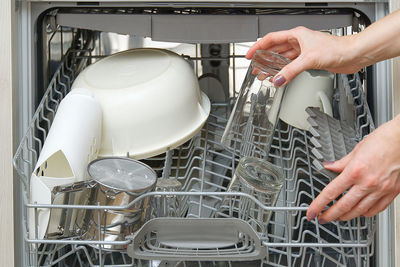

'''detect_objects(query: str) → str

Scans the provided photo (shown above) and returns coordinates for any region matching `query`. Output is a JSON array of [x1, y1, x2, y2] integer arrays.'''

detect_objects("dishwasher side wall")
[[0, 0, 16, 267]]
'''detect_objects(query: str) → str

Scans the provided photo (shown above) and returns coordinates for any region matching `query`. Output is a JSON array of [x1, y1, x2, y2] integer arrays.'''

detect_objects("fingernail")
[[319, 218, 327, 224], [273, 75, 286, 87], [307, 212, 316, 221], [322, 161, 335, 167]]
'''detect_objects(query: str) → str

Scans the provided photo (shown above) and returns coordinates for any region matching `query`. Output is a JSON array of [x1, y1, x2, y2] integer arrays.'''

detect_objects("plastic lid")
[[87, 157, 157, 192]]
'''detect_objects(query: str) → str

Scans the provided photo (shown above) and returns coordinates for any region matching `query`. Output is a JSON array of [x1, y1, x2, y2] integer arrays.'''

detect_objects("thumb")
[[323, 152, 353, 173], [272, 56, 309, 87]]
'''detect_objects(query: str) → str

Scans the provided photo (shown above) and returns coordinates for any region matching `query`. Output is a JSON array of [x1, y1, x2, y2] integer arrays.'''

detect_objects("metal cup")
[[78, 157, 157, 251]]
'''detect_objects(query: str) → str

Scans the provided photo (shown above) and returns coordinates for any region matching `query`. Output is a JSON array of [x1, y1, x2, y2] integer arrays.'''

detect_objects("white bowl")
[[72, 48, 210, 159]]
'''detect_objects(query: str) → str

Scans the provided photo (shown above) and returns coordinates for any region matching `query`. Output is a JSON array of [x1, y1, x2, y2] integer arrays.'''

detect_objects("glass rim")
[[87, 157, 157, 192], [251, 50, 291, 74], [235, 157, 284, 190]]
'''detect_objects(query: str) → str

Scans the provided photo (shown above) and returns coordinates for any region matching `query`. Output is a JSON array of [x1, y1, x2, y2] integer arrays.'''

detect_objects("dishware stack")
[[30, 48, 210, 241]]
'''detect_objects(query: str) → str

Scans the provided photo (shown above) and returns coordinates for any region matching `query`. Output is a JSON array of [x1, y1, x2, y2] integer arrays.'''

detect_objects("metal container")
[[79, 157, 157, 251], [47, 180, 95, 239]]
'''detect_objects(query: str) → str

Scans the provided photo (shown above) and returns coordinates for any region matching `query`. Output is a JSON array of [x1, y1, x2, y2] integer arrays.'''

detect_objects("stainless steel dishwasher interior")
[[14, 8, 377, 267]]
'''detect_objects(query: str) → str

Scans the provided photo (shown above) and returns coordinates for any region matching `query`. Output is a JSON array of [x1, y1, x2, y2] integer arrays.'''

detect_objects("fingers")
[[279, 49, 300, 60], [323, 151, 354, 173], [246, 29, 305, 87], [337, 191, 391, 221], [272, 55, 309, 87], [257, 72, 270, 81], [363, 193, 397, 217], [266, 43, 297, 56], [246, 30, 294, 59], [318, 186, 372, 223], [251, 67, 275, 81], [306, 171, 353, 221]]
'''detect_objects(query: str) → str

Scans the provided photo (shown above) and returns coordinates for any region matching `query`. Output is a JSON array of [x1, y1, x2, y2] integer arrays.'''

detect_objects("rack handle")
[[127, 217, 266, 261]]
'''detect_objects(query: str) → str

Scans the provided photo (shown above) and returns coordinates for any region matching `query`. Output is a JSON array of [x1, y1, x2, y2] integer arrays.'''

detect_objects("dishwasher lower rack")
[[13, 48, 376, 267]]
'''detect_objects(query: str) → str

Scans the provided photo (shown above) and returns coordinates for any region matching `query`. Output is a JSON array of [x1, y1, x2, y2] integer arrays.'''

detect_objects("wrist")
[[345, 34, 372, 70]]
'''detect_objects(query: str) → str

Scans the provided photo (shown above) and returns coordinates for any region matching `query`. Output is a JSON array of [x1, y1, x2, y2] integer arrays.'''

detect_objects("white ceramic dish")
[[72, 48, 210, 159], [199, 73, 226, 103], [279, 70, 334, 131]]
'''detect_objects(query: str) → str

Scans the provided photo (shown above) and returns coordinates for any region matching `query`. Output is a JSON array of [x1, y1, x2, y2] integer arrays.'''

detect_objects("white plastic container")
[[72, 48, 210, 159], [29, 88, 102, 239], [279, 70, 334, 131]]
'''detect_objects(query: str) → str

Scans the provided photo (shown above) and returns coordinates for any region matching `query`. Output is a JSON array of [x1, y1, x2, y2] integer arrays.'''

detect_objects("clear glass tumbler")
[[153, 178, 182, 217], [219, 157, 284, 234], [221, 50, 290, 159]]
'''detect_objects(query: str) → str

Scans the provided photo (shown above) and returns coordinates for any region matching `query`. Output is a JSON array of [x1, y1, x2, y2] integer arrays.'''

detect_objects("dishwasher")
[[13, 1, 393, 267]]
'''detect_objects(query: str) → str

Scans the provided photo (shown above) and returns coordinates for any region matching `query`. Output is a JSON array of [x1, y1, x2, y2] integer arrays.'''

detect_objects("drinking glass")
[[221, 50, 290, 159], [220, 157, 284, 234], [153, 178, 182, 217]]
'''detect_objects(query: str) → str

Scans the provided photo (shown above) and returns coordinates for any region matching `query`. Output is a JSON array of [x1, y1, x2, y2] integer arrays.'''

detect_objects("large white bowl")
[[72, 48, 210, 159]]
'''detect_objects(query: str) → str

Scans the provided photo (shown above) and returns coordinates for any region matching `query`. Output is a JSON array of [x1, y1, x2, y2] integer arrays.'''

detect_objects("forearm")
[[351, 10, 400, 68]]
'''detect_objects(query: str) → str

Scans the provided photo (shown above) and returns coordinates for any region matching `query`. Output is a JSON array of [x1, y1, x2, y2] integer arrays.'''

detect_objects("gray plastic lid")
[[88, 157, 157, 192]]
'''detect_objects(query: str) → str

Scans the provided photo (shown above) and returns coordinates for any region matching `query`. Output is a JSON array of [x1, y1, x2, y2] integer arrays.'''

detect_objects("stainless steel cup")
[[79, 157, 157, 251]]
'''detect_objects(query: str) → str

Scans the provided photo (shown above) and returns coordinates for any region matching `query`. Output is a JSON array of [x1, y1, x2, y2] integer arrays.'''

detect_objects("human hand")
[[246, 27, 361, 87], [306, 116, 400, 223]]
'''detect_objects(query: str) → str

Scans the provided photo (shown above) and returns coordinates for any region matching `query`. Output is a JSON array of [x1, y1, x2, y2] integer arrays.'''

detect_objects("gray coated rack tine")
[[310, 137, 322, 149], [312, 159, 338, 180], [307, 107, 357, 156], [307, 106, 358, 180]]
